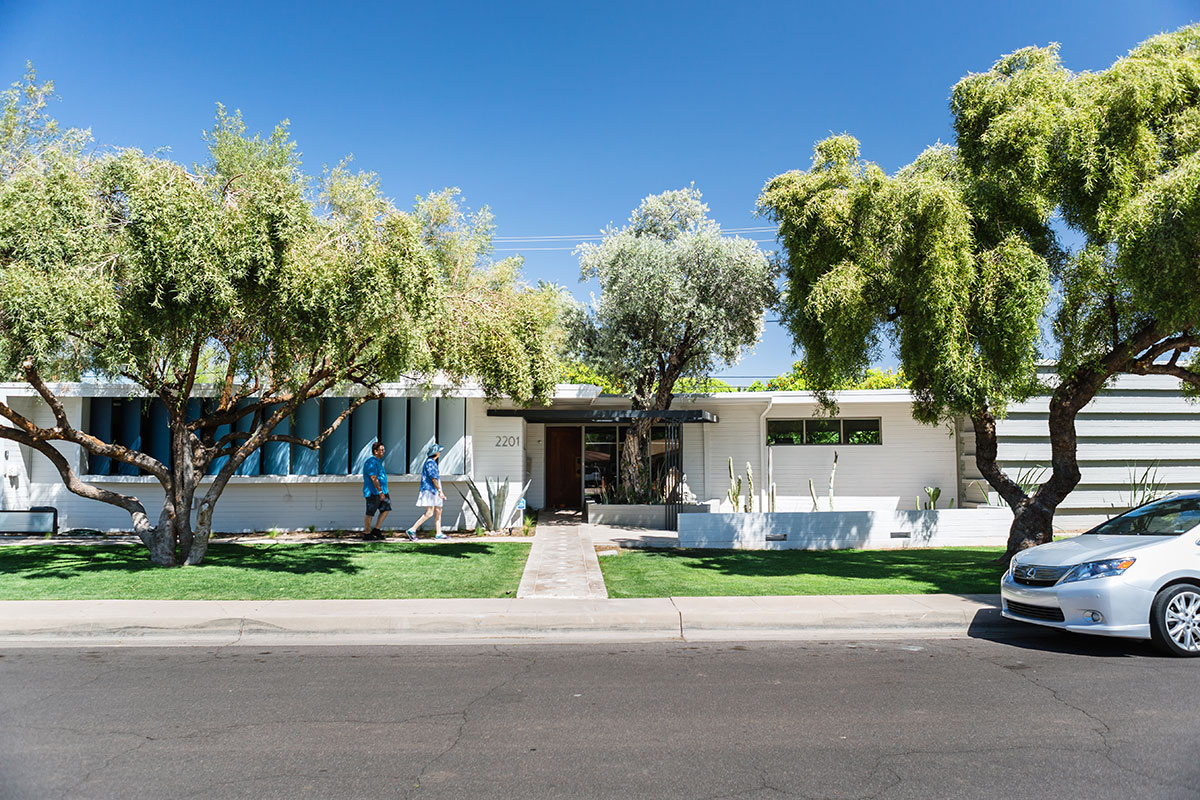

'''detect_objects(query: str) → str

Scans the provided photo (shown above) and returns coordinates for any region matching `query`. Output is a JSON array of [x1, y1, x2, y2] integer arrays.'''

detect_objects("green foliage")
[[953, 25, 1200, 387], [569, 187, 777, 487], [759, 135, 1050, 424], [0, 79, 561, 564], [568, 187, 777, 407], [558, 360, 626, 393], [0, 64, 90, 180], [747, 363, 907, 392], [674, 376, 738, 393]]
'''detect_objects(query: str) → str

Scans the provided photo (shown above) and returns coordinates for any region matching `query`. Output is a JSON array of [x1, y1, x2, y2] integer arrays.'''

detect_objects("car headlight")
[[1059, 558, 1136, 584]]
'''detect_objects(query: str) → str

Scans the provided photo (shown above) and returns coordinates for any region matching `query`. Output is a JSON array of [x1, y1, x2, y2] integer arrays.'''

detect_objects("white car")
[[1001, 493, 1200, 656]]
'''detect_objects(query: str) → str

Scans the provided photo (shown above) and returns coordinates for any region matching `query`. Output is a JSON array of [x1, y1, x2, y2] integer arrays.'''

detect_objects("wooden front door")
[[545, 426, 582, 509]]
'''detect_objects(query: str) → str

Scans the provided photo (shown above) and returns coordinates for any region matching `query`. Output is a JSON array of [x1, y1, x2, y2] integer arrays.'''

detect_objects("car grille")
[[1006, 600, 1066, 622], [1012, 564, 1073, 587]]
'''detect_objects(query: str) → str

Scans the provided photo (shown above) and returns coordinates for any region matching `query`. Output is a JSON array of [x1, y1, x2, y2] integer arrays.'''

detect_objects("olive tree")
[[569, 188, 776, 493], [0, 84, 559, 565]]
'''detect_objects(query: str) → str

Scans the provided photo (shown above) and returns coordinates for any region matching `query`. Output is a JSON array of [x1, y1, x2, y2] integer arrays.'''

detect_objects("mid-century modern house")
[[1, 369, 1197, 536]]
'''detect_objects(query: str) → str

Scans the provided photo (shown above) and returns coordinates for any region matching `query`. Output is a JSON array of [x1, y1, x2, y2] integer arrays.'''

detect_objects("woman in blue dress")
[[405, 443, 447, 540]]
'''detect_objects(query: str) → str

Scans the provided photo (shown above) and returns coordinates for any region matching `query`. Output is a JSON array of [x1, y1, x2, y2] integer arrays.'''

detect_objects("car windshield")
[[1089, 495, 1200, 536]]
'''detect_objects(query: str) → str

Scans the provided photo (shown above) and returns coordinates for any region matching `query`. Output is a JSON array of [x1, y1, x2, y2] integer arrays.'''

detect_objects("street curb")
[[0, 594, 1034, 646]]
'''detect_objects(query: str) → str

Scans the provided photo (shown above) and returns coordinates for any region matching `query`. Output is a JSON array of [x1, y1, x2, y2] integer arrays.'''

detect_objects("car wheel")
[[1150, 584, 1200, 657]]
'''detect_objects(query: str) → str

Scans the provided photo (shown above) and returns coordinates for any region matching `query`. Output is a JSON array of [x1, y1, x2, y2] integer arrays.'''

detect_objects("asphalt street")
[[1, 633, 1197, 800]]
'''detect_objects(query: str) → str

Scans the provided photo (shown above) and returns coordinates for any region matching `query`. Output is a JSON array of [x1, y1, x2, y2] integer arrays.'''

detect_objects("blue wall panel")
[[320, 397, 350, 475], [350, 399, 380, 475], [87, 398, 112, 475], [290, 399, 320, 475], [380, 398, 408, 474], [145, 399, 171, 468], [117, 399, 142, 476], [262, 404, 290, 475], [234, 399, 261, 476], [207, 399, 231, 476]]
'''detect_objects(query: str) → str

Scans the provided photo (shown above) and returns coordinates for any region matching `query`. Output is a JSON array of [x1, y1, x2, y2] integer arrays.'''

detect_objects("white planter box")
[[678, 508, 1013, 550], [586, 503, 667, 529]]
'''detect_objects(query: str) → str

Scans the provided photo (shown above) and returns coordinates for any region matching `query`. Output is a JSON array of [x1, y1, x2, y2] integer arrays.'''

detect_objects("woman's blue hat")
[[427, 443, 444, 457]]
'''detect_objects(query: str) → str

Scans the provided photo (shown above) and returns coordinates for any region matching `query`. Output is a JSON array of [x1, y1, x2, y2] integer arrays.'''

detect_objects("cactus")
[[827, 451, 838, 511], [724, 460, 744, 510], [745, 462, 754, 513], [924, 485, 941, 510]]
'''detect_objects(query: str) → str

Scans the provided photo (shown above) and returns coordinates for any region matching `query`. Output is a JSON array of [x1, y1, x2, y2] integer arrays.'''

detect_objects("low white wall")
[[587, 503, 667, 529], [21, 477, 478, 534], [678, 508, 1013, 550]]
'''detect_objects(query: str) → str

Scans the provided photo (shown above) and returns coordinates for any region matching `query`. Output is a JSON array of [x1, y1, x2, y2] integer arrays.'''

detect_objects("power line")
[[493, 226, 777, 242], [494, 237, 780, 252]]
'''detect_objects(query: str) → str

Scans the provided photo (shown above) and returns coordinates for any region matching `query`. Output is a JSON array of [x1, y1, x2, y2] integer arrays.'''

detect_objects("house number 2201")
[[495, 436, 520, 447]]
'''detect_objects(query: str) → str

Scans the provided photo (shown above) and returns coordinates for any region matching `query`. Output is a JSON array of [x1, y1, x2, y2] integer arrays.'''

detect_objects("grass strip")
[[0, 542, 530, 600], [599, 546, 1007, 598]]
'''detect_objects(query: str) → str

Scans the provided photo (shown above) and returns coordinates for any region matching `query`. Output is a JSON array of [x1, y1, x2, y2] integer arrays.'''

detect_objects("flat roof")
[[486, 408, 718, 424]]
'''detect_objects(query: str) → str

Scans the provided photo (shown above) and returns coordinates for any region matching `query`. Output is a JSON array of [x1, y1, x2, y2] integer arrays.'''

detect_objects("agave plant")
[[458, 476, 532, 531]]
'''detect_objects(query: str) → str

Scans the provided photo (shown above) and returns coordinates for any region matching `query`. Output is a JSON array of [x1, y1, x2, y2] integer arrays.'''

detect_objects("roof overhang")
[[486, 408, 718, 424]]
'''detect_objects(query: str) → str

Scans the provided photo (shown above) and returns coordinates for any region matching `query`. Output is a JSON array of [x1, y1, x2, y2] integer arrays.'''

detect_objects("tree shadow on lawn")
[[5, 543, 363, 580], [4, 541, 511, 581], [636, 547, 1006, 595]]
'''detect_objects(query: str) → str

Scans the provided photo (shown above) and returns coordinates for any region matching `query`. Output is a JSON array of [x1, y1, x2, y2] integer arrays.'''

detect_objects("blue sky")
[[2, 0, 1196, 383]]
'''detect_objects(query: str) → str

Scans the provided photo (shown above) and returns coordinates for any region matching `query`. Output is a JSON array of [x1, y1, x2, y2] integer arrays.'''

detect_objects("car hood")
[[1015, 534, 1178, 567]]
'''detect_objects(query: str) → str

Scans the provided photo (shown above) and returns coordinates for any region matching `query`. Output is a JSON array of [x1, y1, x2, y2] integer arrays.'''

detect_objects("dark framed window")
[[766, 418, 882, 446]]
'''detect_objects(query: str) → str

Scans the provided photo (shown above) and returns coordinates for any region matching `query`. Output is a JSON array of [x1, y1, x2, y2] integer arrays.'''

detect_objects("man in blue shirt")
[[362, 441, 390, 541]]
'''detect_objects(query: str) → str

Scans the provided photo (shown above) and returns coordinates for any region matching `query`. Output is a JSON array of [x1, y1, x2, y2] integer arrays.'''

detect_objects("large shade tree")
[[569, 188, 776, 495], [0, 75, 559, 565], [761, 25, 1200, 561]]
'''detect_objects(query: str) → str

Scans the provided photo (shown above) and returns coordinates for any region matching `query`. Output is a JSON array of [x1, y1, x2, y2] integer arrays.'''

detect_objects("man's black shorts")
[[366, 493, 392, 515]]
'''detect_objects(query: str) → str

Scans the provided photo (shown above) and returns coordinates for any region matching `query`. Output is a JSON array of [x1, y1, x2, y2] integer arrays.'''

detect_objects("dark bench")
[[0, 507, 58, 535]]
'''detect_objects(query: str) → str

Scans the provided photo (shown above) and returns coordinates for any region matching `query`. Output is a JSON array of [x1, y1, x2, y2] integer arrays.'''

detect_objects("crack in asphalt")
[[698, 767, 798, 799], [58, 736, 152, 800], [403, 645, 537, 798], [947, 639, 1196, 795]]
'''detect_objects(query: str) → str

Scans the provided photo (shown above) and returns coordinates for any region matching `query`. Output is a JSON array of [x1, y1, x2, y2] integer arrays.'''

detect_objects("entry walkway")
[[517, 511, 608, 598]]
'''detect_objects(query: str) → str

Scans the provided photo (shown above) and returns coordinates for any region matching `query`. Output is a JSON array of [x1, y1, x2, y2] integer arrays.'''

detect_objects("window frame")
[[765, 417, 883, 446]]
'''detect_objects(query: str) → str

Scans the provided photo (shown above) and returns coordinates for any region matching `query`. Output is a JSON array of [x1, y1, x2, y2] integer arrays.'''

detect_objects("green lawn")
[[599, 546, 1007, 598], [0, 542, 531, 600]]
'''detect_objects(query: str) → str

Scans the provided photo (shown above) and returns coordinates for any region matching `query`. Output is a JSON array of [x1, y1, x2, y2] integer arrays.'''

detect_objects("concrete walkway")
[[516, 511, 607, 598]]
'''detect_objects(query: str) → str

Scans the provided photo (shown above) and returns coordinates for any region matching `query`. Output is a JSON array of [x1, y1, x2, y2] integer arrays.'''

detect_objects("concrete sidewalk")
[[0, 593, 1030, 646]]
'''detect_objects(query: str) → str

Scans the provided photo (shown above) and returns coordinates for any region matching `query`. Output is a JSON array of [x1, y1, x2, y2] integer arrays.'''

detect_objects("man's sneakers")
[[405, 529, 419, 541], [434, 532, 448, 539], [363, 529, 385, 541]]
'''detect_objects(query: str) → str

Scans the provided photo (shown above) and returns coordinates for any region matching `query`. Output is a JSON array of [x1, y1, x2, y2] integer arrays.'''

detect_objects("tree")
[[760, 135, 1052, 554], [746, 363, 907, 392], [760, 25, 1200, 562], [0, 86, 559, 566], [568, 187, 776, 494]]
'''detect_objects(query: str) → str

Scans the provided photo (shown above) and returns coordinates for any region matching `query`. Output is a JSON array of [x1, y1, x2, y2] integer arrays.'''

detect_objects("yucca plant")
[[458, 476, 532, 531]]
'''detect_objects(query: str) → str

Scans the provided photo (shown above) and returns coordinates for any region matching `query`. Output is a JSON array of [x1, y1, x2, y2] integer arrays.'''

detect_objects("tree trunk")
[[620, 417, 653, 500], [1003, 498, 1057, 559]]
